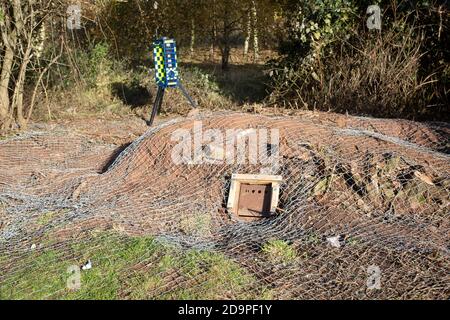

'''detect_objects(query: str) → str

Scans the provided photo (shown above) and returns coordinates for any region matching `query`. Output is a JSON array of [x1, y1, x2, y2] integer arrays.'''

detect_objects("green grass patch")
[[262, 239, 297, 264], [0, 232, 266, 300], [36, 209, 69, 226]]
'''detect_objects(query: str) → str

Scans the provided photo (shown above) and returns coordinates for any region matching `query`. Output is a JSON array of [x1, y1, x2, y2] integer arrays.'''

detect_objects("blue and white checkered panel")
[[152, 37, 179, 88], [163, 39, 179, 87]]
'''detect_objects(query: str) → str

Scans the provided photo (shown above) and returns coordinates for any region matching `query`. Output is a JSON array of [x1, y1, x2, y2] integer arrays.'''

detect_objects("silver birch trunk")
[[190, 18, 195, 57], [251, 0, 259, 62], [243, 10, 251, 59]]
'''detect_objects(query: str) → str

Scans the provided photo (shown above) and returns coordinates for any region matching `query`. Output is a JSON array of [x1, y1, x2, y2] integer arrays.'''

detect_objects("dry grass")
[[269, 22, 447, 121], [28, 47, 274, 125]]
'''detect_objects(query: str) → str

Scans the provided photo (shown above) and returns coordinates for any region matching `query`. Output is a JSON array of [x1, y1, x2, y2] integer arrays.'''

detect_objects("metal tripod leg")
[[178, 82, 197, 109], [148, 86, 165, 126]]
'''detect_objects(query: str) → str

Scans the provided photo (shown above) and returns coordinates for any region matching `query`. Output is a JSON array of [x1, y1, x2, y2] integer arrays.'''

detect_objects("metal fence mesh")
[[0, 112, 448, 299]]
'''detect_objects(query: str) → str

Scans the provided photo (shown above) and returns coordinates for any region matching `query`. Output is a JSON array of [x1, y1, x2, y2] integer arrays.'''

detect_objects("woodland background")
[[0, 0, 448, 132]]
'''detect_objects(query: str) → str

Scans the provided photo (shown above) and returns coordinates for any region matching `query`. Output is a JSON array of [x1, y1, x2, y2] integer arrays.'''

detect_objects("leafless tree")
[[0, 0, 64, 130]]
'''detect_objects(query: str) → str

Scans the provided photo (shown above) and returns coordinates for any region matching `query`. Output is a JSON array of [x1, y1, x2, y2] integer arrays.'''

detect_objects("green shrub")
[[262, 239, 297, 264], [76, 42, 113, 88], [270, 0, 449, 121], [183, 67, 221, 93]]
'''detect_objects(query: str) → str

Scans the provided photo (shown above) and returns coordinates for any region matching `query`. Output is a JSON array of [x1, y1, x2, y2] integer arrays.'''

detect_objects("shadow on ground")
[[180, 62, 270, 105], [111, 82, 152, 108]]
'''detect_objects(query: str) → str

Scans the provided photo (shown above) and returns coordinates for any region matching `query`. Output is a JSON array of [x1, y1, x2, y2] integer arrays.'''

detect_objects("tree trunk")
[[221, 44, 230, 70], [34, 22, 46, 59], [12, 43, 33, 128], [221, 4, 231, 70], [221, 23, 231, 70], [0, 45, 14, 127], [190, 18, 195, 57], [209, 0, 216, 61], [0, 0, 56, 131], [243, 10, 251, 60], [251, 0, 259, 62], [210, 22, 216, 61]]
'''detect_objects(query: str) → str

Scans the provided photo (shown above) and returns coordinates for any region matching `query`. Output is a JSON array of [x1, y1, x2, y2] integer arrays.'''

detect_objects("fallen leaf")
[[414, 171, 434, 186]]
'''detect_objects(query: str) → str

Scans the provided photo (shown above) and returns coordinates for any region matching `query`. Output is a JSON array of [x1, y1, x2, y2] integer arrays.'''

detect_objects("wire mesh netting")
[[0, 112, 449, 299]]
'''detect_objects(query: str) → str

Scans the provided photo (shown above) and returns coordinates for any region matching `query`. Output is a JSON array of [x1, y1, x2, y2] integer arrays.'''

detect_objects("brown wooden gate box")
[[227, 174, 282, 221]]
